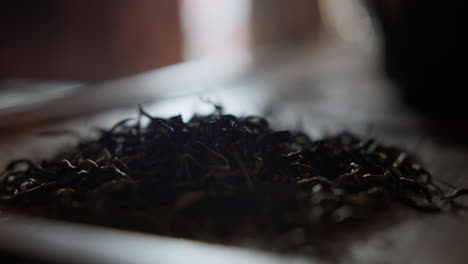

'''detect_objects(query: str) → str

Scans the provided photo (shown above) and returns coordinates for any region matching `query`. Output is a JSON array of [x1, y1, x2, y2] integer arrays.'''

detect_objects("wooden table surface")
[[1, 42, 468, 263]]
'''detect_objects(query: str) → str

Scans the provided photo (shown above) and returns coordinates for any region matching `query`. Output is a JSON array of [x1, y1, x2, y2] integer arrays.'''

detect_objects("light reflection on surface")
[[0, 217, 313, 264], [144, 83, 272, 122]]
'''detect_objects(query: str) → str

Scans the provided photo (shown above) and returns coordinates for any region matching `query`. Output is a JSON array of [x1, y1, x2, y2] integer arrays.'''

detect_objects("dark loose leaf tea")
[[1, 107, 467, 250]]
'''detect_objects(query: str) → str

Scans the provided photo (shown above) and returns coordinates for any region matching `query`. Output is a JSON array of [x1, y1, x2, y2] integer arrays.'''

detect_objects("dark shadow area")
[[369, 1, 468, 116]]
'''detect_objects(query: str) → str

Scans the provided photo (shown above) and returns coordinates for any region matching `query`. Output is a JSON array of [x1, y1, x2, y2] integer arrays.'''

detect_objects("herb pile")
[[1, 107, 466, 249]]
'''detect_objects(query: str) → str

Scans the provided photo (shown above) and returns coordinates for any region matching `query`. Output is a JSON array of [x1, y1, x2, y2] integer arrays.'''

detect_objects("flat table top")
[[1, 42, 468, 264]]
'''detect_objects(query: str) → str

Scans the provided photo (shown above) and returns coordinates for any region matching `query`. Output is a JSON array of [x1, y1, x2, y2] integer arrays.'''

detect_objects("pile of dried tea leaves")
[[1, 107, 467, 249]]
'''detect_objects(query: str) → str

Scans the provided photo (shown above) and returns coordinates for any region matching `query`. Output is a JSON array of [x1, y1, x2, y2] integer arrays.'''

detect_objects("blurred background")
[[0, 0, 384, 78], [0, 0, 467, 129]]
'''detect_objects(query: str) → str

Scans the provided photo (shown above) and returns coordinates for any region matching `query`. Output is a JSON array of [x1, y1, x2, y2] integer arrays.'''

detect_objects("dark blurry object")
[[0, 0, 181, 81], [369, 1, 467, 115]]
